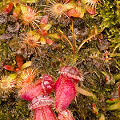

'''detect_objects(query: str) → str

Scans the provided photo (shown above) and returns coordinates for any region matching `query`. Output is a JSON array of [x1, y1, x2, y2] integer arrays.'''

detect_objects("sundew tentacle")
[[20, 4, 43, 29], [18, 30, 42, 56], [44, 0, 74, 19], [82, 0, 101, 8]]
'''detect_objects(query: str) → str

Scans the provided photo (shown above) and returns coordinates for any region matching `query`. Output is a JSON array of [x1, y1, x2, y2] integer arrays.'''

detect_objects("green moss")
[[0, 0, 120, 119]]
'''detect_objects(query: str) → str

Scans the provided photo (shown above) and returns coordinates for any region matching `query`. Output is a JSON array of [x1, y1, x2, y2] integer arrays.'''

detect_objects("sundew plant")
[[0, 0, 120, 120]]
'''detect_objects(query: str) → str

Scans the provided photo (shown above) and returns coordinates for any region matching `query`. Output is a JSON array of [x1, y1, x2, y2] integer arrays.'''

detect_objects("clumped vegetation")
[[0, 0, 120, 119]]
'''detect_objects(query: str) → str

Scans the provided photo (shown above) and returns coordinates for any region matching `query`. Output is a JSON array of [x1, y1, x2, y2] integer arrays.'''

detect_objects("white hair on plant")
[[20, 5, 42, 30], [83, 0, 101, 8], [45, 0, 70, 19]]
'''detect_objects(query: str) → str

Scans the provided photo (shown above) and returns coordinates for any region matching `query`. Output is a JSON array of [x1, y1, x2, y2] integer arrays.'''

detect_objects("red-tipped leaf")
[[3, 3, 14, 13], [92, 103, 98, 114], [16, 55, 23, 69], [3, 65, 15, 71]]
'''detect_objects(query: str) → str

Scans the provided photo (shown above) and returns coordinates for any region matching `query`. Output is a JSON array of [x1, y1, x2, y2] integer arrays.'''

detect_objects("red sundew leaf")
[[15, 67, 20, 71], [92, 103, 98, 114], [37, 29, 42, 33], [3, 65, 15, 71], [106, 98, 119, 104], [46, 39, 54, 45], [77, 1, 81, 4], [41, 15, 49, 24], [86, 6, 96, 15], [67, 8, 81, 17], [42, 30, 47, 36], [16, 55, 23, 69], [37, 29, 47, 36], [118, 84, 120, 100], [108, 98, 118, 101], [3, 3, 14, 13], [62, 0, 72, 3]]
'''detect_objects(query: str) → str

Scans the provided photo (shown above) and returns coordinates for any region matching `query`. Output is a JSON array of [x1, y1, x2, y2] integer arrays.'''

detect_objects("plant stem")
[[54, 28, 74, 54], [72, 19, 75, 54], [77, 32, 100, 53]]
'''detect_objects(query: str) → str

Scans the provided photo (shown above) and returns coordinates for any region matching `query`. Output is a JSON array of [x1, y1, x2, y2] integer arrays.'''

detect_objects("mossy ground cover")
[[0, 0, 120, 119]]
